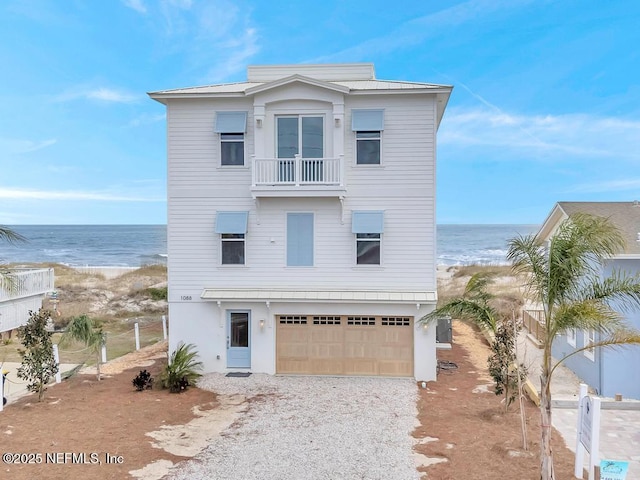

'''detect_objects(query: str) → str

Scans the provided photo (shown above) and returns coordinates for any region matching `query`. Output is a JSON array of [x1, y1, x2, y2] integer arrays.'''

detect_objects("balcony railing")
[[252, 155, 344, 193], [0, 268, 55, 302]]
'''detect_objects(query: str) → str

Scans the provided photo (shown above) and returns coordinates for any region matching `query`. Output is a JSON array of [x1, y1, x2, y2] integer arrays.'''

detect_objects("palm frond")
[[420, 298, 498, 332], [0, 226, 27, 244], [582, 271, 640, 312], [551, 329, 640, 378]]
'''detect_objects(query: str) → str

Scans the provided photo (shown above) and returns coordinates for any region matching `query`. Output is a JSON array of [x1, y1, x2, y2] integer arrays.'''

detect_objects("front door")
[[227, 311, 251, 368]]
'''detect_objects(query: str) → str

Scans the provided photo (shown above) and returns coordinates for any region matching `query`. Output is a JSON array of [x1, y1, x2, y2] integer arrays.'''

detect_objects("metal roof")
[[149, 79, 449, 96], [200, 289, 437, 304]]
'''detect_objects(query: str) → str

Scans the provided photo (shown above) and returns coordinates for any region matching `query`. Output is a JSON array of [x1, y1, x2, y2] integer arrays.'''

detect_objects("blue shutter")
[[352, 211, 384, 233], [351, 109, 384, 131], [215, 112, 247, 133], [287, 213, 314, 266], [215, 211, 249, 234]]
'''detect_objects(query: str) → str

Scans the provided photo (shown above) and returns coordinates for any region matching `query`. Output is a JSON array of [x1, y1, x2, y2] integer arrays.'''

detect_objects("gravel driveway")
[[165, 374, 420, 480]]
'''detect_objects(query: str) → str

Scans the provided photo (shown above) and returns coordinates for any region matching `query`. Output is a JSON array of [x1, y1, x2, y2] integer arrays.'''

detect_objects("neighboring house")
[[536, 201, 640, 399], [0, 268, 55, 340], [149, 63, 452, 381]]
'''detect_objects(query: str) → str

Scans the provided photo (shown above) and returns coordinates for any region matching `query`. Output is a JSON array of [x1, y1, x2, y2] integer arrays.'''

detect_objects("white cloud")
[[0, 137, 57, 155], [311, 0, 535, 63], [0, 187, 163, 202], [155, 0, 259, 82], [54, 87, 139, 104], [203, 27, 260, 82], [439, 107, 640, 161], [122, 0, 147, 14]]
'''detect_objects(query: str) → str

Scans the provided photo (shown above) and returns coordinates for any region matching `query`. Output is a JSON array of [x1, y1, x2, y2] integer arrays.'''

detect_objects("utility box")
[[436, 316, 452, 343]]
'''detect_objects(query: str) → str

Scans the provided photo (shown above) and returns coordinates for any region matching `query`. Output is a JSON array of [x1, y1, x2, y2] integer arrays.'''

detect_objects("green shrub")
[[147, 287, 168, 301], [160, 342, 203, 393]]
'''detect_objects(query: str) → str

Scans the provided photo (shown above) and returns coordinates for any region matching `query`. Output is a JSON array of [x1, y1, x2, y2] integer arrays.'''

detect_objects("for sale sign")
[[600, 460, 629, 480]]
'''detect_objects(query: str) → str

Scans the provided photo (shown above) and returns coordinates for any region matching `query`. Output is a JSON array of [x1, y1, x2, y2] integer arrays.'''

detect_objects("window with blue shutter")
[[215, 211, 249, 265], [287, 213, 314, 266], [215, 112, 247, 166], [352, 211, 383, 265], [352, 110, 384, 165]]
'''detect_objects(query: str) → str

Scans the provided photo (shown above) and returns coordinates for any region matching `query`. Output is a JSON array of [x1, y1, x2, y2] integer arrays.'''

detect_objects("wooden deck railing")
[[522, 309, 545, 344]]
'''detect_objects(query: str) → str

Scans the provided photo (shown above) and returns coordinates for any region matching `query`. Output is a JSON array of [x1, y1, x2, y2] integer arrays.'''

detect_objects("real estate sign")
[[580, 395, 593, 452], [600, 460, 629, 480]]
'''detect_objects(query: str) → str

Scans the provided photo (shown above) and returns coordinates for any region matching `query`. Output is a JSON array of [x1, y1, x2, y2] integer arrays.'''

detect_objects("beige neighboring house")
[[535, 201, 640, 399], [0, 268, 55, 340]]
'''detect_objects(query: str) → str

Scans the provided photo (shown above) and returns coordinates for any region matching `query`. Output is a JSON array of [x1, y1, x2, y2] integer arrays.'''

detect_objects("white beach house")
[[149, 63, 452, 381]]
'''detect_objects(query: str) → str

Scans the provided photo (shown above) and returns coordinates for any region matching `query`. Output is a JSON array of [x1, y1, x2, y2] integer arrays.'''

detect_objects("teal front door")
[[227, 311, 251, 368]]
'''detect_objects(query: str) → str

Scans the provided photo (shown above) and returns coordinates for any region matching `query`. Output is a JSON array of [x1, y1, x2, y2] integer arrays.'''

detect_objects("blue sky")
[[1, 0, 639, 225]]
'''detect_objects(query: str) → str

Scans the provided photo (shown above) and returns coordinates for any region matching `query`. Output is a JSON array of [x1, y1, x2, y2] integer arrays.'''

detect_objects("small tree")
[[17, 309, 59, 401], [488, 319, 526, 410], [60, 315, 105, 381]]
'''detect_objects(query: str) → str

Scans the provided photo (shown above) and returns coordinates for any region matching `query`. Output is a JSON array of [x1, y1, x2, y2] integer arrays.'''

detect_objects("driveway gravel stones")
[[166, 374, 420, 480]]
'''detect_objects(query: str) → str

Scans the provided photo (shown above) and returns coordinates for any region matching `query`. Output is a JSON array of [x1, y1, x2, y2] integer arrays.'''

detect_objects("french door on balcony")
[[277, 116, 324, 183]]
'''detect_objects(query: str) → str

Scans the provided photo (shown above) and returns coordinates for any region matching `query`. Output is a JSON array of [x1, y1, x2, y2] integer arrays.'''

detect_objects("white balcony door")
[[276, 116, 324, 182]]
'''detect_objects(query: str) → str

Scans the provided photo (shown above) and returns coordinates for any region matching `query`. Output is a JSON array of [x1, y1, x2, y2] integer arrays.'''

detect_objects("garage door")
[[276, 315, 413, 376]]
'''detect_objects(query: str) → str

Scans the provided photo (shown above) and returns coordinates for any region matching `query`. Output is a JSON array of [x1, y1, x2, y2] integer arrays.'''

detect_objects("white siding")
[[166, 93, 437, 299]]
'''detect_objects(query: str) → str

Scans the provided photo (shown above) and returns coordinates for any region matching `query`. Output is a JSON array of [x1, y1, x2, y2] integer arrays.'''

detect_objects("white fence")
[[72, 266, 140, 279], [0, 268, 54, 303]]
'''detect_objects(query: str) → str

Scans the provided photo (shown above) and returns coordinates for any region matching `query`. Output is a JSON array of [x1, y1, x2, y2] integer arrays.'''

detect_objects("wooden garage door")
[[276, 314, 413, 376]]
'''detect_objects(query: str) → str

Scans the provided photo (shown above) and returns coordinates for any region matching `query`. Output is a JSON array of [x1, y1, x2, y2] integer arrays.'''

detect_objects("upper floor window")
[[352, 211, 384, 265], [583, 329, 595, 361], [215, 211, 249, 265], [215, 112, 247, 166], [352, 109, 384, 165]]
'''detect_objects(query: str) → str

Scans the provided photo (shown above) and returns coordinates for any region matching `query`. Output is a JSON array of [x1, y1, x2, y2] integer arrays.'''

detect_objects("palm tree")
[[507, 212, 640, 480], [421, 271, 500, 333], [421, 272, 525, 409], [60, 315, 106, 381]]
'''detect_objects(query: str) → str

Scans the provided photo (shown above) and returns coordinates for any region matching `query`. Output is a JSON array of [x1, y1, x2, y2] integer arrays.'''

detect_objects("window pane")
[[222, 240, 245, 264], [277, 117, 298, 158], [357, 138, 380, 165], [230, 312, 249, 347], [221, 141, 244, 166], [302, 117, 323, 158], [357, 239, 380, 264]]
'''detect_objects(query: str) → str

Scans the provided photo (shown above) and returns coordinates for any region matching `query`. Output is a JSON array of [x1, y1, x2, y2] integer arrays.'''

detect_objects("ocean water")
[[0, 224, 540, 267]]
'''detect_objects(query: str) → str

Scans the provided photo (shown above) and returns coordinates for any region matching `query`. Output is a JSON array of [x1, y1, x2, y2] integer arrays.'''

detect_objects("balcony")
[[251, 155, 346, 198], [0, 268, 54, 303]]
